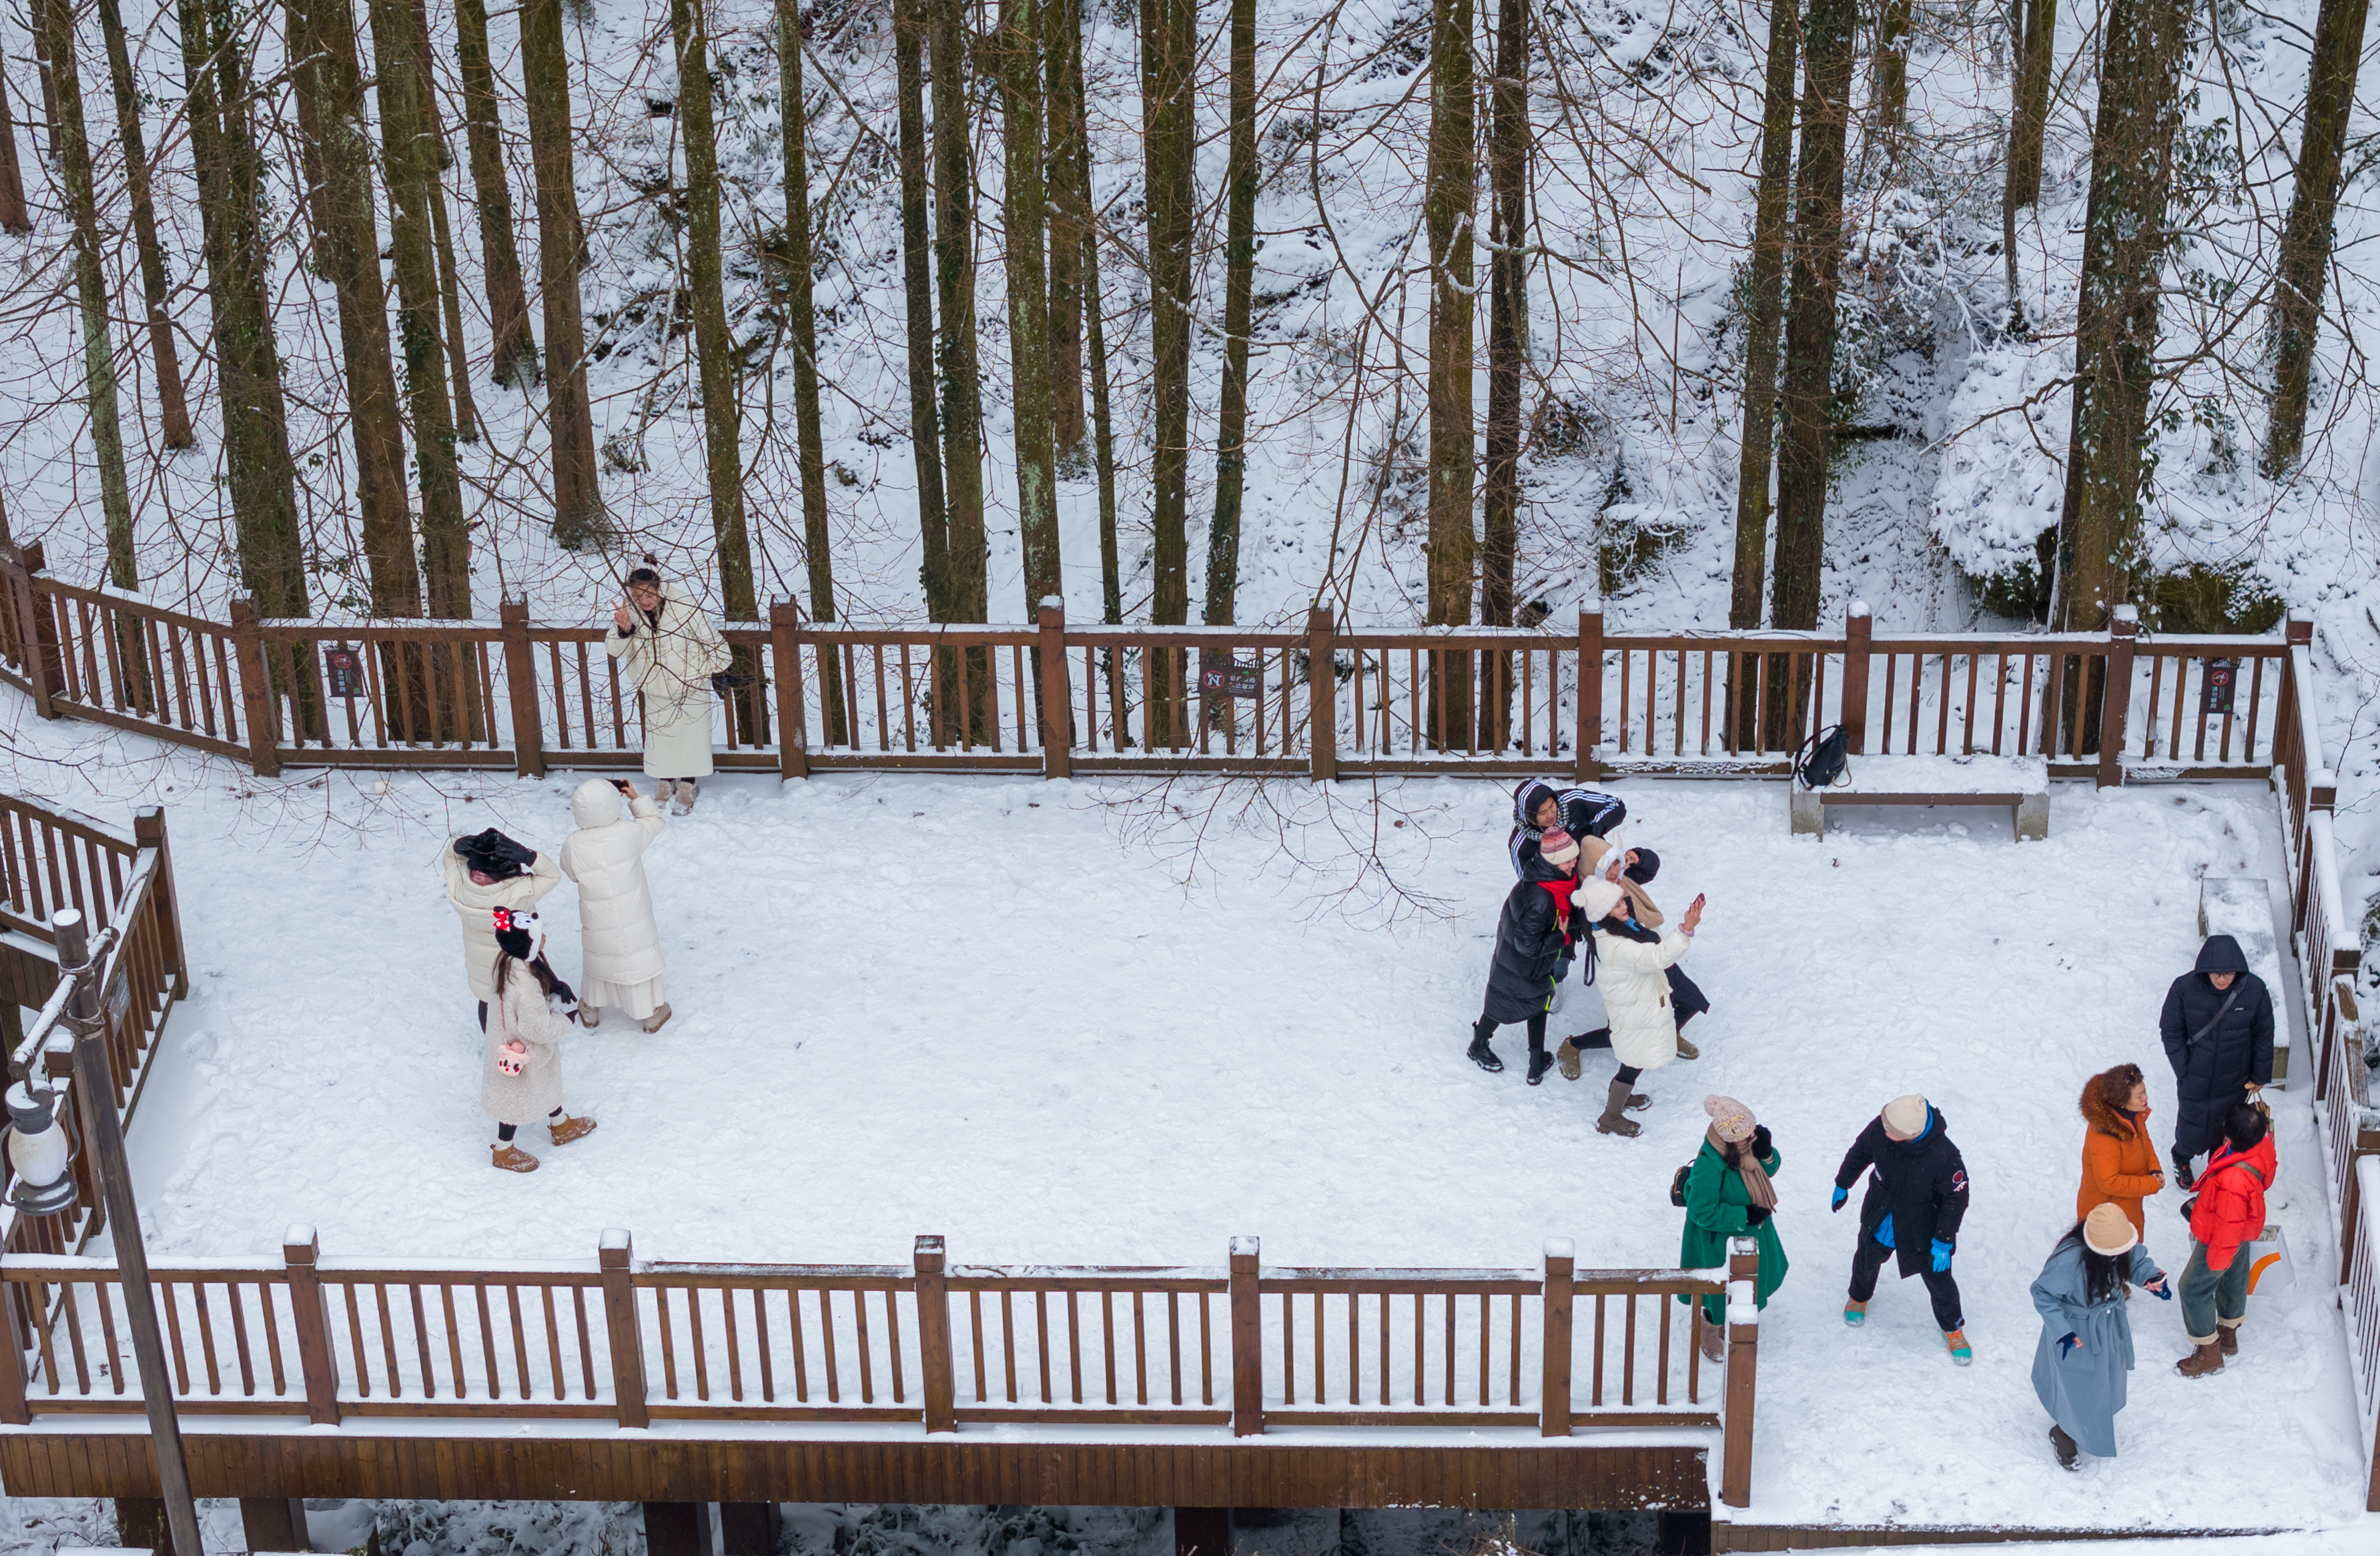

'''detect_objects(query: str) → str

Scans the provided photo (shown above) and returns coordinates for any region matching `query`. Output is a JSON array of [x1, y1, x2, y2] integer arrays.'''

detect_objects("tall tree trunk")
[[456, 0, 540, 386], [930, 0, 989, 740], [1479, 0, 1527, 749], [998, 0, 1061, 620], [370, 0, 470, 619], [400, 0, 480, 440], [1730, 0, 1796, 743], [1204, 0, 1254, 629], [296, 0, 421, 617], [176, 0, 308, 616], [1873, 0, 1912, 146], [773, 0, 837, 741], [31, 0, 60, 145], [2263, 0, 2370, 474], [2005, 0, 2056, 210], [892, 0, 949, 620], [1140, 0, 1194, 743], [0, 72, 29, 232], [280, 0, 332, 252], [1044, 0, 1086, 460], [2052, 0, 2195, 645], [1769, 0, 1854, 738], [96, 0, 193, 447], [41, 0, 136, 590], [1425, 0, 1475, 746], [1079, 85, 1121, 627], [520, 0, 605, 546]]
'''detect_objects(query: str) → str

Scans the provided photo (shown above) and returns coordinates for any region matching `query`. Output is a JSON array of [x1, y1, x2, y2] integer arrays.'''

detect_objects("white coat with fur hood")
[[440, 842, 562, 1001], [1591, 918, 1694, 1071], [558, 780, 668, 992], [606, 582, 730, 779]]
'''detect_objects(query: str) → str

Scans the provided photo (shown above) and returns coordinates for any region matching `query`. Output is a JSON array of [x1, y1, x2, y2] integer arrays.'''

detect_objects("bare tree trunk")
[[998, 0, 1062, 621], [892, 0, 948, 619], [456, 0, 539, 386], [95, 0, 193, 448], [370, 0, 470, 618], [1044, 0, 1086, 461], [930, 0, 989, 741], [1204, 0, 1254, 630], [2004, 0, 2056, 211], [1080, 89, 1121, 626], [31, 0, 59, 144], [1140, 0, 1194, 744], [2264, 0, 2370, 474], [41, 0, 136, 589], [2052, 0, 2195, 647], [396, 0, 480, 440], [1730, 0, 1795, 743], [0, 72, 28, 232], [773, 0, 838, 742], [280, 0, 331, 249], [1873, 0, 1912, 147], [1425, 0, 1475, 746], [294, 0, 422, 617], [176, 0, 309, 616], [520, 0, 605, 546], [1479, 0, 1527, 749], [1769, 0, 1854, 737]]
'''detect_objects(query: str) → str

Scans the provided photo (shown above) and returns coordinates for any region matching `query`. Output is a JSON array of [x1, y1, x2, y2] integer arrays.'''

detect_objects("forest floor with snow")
[[0, 717, 2319, 1530]]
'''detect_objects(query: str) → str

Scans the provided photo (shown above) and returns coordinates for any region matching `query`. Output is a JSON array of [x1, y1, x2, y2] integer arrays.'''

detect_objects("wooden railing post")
[[0, 1273, 32, 1425], [600, 1229, 650, 1427], [0, 545, 53, 715], [1308, 607, 1337, 783], [1539, 1237, 1573, 1437], [915, 1234, 955, 1432], [1721, 1236, 1760, 1509], [226, 598, 282, 777], [1842, 602, 1872, 754], [2098, 605, 2137, 789], [132, 809, 187, 999], [282, 1224, 342, 1425], [1577, 603, 1604, 781], [499, 599, 546, 778], [769, 601, 809, 780], [1037, 597, 1074, 779], [1230, 1235, 1262, 1436]]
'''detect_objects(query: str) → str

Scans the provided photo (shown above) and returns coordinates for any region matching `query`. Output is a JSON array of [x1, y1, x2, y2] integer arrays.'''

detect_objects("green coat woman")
[[1679, 1095, 1788, 1328]]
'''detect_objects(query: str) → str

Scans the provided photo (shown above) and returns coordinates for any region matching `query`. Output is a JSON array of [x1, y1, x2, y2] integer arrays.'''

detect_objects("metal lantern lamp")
[[3, 1078, 75, 1217]]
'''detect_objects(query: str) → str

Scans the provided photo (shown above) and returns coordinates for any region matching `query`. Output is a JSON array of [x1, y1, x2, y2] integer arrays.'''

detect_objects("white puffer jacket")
[[606, 584, 729, 779], [440, 841, 562, 1001], [1593, 922, 1694, 1070], [558, 779, 667, 987]]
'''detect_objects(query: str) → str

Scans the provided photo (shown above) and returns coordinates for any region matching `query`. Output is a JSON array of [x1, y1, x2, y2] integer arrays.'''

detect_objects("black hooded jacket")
[[2159, 935, 2275, 1104], [1508, 781, 1627, 876], [1482, 851, 1575, 1025], [1833, 1105, 1971, 1280]]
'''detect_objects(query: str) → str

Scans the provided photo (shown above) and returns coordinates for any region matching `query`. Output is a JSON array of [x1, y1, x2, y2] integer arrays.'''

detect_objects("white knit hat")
[[1882, 1094, 1929, 1138], [1575, 878, 1626, 920]]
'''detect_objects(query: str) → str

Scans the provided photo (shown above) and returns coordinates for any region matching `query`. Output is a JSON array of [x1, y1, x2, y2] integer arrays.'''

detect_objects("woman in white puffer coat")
[[1578, 867, 1703, 1139], [558, 778, 672, 1032], [608, 563, 729, 813]]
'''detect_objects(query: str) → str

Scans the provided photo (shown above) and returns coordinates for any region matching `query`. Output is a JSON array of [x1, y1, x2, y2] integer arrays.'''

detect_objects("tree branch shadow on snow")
[[1091, 773, 1461, 929]]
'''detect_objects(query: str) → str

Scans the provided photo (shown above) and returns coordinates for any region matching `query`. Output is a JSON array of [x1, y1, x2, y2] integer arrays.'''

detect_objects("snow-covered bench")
[[1788, 753, 2050, 842], [2201, 876, 2291, 1086]]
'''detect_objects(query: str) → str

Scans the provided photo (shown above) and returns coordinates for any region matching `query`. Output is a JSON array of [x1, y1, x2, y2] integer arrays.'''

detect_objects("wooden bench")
[[1789, 753, 2050, 841], [2201, 876, 2289, 1085]]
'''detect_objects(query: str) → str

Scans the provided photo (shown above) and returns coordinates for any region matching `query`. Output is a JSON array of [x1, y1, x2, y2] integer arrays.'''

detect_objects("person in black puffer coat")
[[2159, 935, 2275, 1187], [1471, 827, 1583, 1084]]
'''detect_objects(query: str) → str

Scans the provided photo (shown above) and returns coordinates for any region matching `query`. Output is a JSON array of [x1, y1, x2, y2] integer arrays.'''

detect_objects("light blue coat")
[[2029, 1236, 2164, 1457]]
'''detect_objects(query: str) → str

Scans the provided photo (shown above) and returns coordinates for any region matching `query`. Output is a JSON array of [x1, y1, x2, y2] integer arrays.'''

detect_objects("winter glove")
[[1929, 1238, 1954, 1273], [2146, 1274, 2173, 1300], [1744, 1204, 1771, 1227], [2058, 1332, 2080, 1359], [1830, 1185, 1848, 1212], [1751, 1125, 1773, 1161]]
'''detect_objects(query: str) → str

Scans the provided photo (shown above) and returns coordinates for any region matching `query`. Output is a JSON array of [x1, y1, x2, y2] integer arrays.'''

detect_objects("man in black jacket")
[[2160, 934, 2275, 1188], [1834, 1094, 1974, 1365]]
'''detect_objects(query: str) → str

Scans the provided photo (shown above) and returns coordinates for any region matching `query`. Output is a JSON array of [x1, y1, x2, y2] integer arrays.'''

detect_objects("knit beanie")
[[493, 907, 539, 961], [1539, 827, 1581, 867], [1703, 1094, 1757, 1143], [1882, 1094, 1929, 1138], [1623, 847, 1660, 884], [1575, 877, 1626, 920], [2083, 1202, 2138, 1256]]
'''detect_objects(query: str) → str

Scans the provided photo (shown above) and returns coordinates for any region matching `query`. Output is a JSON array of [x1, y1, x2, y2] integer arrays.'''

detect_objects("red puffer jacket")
[[2188, 1134, 2277, 1271]]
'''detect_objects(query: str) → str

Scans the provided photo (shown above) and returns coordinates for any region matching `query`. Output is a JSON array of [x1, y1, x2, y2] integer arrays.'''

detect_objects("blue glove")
[[2148, 1274, 2173, 1300], [1930, 1238, 1954, 1273], [1831, 1186, 1848, 1212], [2058, 1331, 2080, 1358]]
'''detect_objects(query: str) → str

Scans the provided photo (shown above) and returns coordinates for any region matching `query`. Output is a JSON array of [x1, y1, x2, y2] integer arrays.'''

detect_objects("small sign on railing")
[[2203, 657, 2237, 716], [1198, 651, 1261, 699], [322, 643, 367, 699]]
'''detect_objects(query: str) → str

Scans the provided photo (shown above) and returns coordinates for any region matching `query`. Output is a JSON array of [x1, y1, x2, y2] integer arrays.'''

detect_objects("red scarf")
[[1539, 877, 1580, 941]]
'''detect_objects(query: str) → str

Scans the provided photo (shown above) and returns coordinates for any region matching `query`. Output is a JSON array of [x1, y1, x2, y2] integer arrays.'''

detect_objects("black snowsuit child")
[[2159, 934, 2275, 1180], [1834, 1102, 1972, 1334]]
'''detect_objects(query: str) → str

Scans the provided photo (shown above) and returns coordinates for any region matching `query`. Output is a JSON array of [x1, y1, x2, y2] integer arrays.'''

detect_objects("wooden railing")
[[0, 1230, 1765, 1502]]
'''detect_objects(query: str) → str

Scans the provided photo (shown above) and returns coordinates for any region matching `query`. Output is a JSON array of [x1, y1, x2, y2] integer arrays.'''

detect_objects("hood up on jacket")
[[572, 777, 627, 830], [2080, 1070, 2147, 1140], [1513, 779, 1556, 830], [2195, 934, 2251, 979]]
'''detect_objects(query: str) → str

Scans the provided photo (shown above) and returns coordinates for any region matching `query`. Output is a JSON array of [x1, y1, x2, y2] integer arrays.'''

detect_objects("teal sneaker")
[[1946, 1328, 1973, 1366], [1844, 1300, 1867, 1326]]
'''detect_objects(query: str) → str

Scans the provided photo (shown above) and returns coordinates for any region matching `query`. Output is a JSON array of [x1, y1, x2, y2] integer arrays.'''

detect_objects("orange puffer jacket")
[[2076, 1091, 2164, 1236], [2189, 1135, 2277, 1271]]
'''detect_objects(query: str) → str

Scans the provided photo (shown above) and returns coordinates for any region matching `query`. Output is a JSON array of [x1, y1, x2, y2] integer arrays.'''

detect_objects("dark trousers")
[[1477, 1010, 1549, 1058], [497, 1107, 564, 1143], [477, 1000, 488, 1032], [1848, 1232, 1964, 1330]]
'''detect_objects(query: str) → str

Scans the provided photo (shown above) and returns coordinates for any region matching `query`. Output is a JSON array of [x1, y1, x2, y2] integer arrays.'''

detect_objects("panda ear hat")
[[492, 906, 542, 959]]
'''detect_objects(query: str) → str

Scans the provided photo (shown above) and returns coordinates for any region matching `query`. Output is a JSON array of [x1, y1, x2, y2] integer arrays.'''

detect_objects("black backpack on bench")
[[1795, 725, 1851, 789]]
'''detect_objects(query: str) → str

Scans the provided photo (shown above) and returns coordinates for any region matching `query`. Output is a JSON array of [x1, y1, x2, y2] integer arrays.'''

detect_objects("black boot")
[[1527, 1050, 1555, 1086], [2174, 1156, 2196, 1192], [2048, 1424, 2079, 1471], [1467, 1022, 1504, 1073]]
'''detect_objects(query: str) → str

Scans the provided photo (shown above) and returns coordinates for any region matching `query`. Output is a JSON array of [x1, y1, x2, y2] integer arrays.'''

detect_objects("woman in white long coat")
[[481, 911, 596, 1173], [440, 831, 561, 1026], [608, 564, 729, 813], [1580, 869, 1703, 1138], [558, 778, 672, 1032]]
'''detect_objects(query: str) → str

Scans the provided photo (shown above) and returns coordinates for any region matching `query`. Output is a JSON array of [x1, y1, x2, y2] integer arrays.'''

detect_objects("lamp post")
[[8, 909, 202, 1556]]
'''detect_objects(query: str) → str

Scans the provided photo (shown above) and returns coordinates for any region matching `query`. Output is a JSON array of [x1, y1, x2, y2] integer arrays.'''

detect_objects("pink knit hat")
[[1703, 1094, 1757, 1143], [1539, 827, 1581, 867]]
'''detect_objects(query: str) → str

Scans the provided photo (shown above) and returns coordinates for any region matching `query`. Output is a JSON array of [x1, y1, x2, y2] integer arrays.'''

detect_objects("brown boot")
[[2049, 1425, 2078, 1471], [492, 1143, 540, 1174], [580, 1005, 603, 1028], [2218, 1322, 2241, 1356], [548, 1114, 597, 1146], [1595, 1076, 1642, 1137], [1699, 1322, 1726, 1363], [639, 1002, 673, 1034], [1673, 1035, 1700, 1061], [1556, 1038, 1583, 1082], [2176, 1339, 2225, 1377]]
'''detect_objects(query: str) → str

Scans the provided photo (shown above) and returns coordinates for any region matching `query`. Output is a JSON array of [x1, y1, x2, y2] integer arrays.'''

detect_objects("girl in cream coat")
[[609, 566, 729, 812], [559, 778, 672, 1032], [1579, 864, 1703, 1137], [481, 910, 596, 1172]]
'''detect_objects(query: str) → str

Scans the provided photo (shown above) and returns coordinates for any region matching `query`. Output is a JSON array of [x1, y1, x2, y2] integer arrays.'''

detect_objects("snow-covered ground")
[[0, 721, 2309, 1530]]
